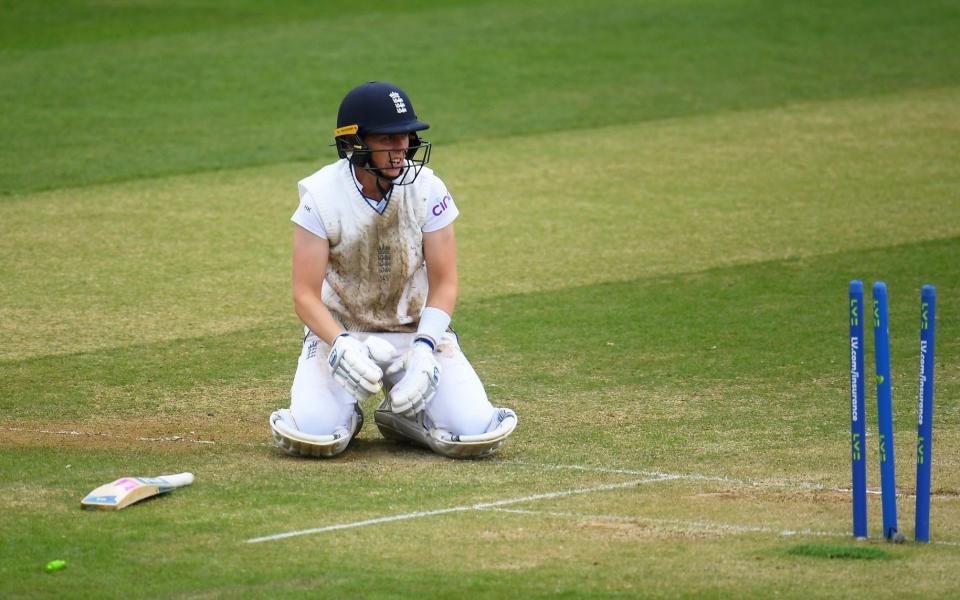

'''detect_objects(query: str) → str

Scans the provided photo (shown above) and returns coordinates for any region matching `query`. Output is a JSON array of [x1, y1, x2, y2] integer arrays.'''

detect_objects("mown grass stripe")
[[3, 1, 959, 195]]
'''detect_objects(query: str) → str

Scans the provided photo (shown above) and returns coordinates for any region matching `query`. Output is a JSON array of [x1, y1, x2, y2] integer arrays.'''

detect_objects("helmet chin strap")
[[347, 142, 416, 200], [366, 155, 405, 199], [373, 170, 394, 199], [351, 161, 398, 202]]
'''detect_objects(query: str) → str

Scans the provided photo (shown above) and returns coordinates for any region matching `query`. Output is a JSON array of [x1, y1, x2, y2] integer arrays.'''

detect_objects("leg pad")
[[270, 406, 363, 458]]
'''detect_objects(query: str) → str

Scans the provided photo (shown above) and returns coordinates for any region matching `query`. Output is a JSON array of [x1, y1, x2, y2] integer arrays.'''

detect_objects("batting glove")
[[328, 334, 385, 402], [385, 341, 441, 416]]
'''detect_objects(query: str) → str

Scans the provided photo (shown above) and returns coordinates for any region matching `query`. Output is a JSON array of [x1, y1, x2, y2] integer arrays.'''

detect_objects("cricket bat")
[[81, 473, 194, 510]]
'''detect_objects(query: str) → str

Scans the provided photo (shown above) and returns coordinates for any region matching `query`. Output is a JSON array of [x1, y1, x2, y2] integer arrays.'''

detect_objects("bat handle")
[[160, 472, 195, 487]]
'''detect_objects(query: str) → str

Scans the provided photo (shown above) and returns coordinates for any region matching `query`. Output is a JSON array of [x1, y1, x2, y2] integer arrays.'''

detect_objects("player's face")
[[365, 133, 410, 179]]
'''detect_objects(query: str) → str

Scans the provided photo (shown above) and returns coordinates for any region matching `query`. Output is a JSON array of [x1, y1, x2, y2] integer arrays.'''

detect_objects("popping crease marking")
[[502, 461, 829, 489], [3, 428, 955, 499], [7, 426, 957, 544], [485, 508, 960, 546], [507, 462, 960, 503], [482, 507, 848, 538], [246, 474, 960, 546], [502, 461, 930, 498], [8, 426, 958, 502], [486, 508, 960, 547], [245, 476, 672, 544]]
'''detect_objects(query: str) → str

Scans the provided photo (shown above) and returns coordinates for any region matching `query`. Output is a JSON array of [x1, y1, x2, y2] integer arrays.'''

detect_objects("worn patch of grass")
[[786, 543, 890, 560]]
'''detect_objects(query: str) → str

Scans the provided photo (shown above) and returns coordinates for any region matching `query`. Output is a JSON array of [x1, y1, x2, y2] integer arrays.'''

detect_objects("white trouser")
[[290, 330, 496, 437]]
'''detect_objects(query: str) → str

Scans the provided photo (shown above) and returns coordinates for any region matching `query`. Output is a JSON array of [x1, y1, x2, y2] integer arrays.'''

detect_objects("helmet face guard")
[[335, 127, 432, 185], [333, 82, 432, 186]]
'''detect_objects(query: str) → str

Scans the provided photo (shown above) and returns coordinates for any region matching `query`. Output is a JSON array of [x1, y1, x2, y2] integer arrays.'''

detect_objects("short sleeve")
[[422, 178, 459, 233], [291, 190, 328, 239]]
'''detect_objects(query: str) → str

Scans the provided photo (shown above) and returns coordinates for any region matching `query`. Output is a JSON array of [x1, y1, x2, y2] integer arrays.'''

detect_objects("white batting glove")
[[328, 334, 385, 402], [363, 335, 398, 368], [385, 341, 441, 416]]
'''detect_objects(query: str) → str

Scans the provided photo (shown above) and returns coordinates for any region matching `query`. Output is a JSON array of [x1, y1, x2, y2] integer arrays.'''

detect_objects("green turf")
[[786, 543, 891, 560], [1, 0, 959, 195], [2, 0, 960, 597]]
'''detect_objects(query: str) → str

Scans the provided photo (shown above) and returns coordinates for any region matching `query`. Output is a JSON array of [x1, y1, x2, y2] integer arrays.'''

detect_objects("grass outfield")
[[2, 1, 960, 597]]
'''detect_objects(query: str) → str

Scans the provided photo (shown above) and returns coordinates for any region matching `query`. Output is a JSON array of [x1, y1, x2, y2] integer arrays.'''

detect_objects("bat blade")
[[81, 472, 194, 511]]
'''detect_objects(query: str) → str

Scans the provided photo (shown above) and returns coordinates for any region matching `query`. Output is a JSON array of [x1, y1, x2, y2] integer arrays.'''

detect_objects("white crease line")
[[504, 461, 831, 490], [483, 508, 960, 547], [483, 507, 847, 538], [245, 476, 672, 544], [6, 426, 957, 543], [6, 427, 957, 501], [504, 461, 959, 500]]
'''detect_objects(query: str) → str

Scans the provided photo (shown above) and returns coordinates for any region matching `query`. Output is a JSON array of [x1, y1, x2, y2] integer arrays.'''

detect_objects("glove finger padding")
[[328, 335, 384, 401], [364, 335, 397, 367], [387, 343, 440, 416], [389, 378, 430, 416]]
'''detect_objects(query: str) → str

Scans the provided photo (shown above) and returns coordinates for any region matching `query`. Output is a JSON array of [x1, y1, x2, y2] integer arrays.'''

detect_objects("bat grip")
[[159, 472, 195, 487]]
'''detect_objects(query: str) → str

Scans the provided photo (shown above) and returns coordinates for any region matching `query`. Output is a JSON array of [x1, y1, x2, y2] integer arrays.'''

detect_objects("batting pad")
[[432, 408, 518, 458], [374, 405, 517, 459], [270, 407, 361, 458]]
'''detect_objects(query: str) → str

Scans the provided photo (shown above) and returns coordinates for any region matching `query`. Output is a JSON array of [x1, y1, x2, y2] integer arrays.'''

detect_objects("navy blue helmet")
[[334, 82, 431, 184]]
